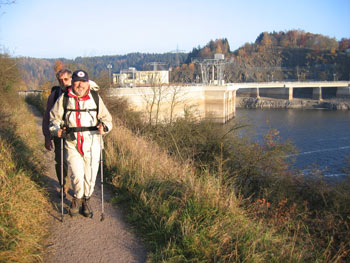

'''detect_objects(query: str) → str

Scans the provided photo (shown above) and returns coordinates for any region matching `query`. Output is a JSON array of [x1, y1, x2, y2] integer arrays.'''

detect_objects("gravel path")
[[30, 106, 147, 263]]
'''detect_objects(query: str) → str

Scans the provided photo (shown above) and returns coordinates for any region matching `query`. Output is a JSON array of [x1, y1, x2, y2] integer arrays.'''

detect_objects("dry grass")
[[0, 92, 50, 262], [104, 122, 308, 262]]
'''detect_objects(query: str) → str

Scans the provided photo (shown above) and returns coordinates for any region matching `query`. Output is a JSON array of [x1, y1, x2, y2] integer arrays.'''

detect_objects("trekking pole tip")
[[100, 213, 105, 221]]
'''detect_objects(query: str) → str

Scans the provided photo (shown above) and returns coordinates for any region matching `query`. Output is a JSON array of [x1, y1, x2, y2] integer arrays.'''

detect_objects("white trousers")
[[66, 135, 101, 199]]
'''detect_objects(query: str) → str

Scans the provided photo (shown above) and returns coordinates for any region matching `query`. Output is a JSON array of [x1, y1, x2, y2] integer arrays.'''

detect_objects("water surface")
[[234, 109, 350, 176]]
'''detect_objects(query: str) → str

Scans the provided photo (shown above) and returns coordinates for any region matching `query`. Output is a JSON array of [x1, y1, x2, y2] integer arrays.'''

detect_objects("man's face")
[[58, 73, 72, 88], [72, 80, 89, 97]]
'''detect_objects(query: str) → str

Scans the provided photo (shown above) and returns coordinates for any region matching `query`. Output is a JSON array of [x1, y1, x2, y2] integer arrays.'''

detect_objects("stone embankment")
[[237, 97, 350, 110]]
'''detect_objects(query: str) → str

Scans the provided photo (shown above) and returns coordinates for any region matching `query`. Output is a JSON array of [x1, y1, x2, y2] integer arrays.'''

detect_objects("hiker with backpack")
[[49, 70, 112, 217], [42, 69, 72, 197]]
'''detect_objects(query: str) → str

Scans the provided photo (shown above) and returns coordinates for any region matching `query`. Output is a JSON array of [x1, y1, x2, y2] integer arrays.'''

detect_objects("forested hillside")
[[225, 30, 350, 82], [181, 30, 350, 83], [19, 53, 187, 89], [19, 30, 350, 89]]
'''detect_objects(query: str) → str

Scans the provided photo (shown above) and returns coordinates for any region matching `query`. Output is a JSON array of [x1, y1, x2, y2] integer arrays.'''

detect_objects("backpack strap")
[[65, 108, 97, 112], [63, 91, 69, 124], [62, 89, 100, 126], [90, 89, 99, 118], [51, 86, 61, 103], [66, 126, 98, 133]]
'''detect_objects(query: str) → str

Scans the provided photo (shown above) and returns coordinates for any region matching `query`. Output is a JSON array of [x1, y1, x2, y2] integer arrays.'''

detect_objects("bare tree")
[[0, 1, 15, 17], [154, 86, 164, 125], [140, 75, 168, 125], [169, 85, 188, 124], [0, 1, 15, 9], [147, 86, 157, 125], [140, 82, 194, 125]]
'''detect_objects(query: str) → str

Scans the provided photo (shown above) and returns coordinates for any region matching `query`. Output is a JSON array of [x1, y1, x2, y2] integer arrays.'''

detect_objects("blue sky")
[[0, 0, 349, 59]]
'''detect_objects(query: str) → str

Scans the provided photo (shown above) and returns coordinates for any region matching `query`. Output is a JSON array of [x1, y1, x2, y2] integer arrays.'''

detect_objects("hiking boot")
[[69, 197, 81, 217], [82, 197, 93, 218]]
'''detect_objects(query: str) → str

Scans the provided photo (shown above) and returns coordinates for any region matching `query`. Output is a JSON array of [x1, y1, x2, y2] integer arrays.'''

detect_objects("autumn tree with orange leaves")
[[54, 60, 63, 73]]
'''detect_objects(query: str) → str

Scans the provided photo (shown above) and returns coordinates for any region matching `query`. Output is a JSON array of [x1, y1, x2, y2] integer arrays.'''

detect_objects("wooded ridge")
[[18, 30, 350, 89]]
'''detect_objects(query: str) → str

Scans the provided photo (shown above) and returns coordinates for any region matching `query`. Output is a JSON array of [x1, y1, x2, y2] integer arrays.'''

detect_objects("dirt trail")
[[30, 106, 147, 263]]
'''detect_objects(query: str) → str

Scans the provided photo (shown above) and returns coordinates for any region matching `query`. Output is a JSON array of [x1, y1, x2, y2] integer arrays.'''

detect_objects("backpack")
[[62, 89, 99, 121], [51, 80, 100, 105], [51, 86, 62, 103], [62, 89, 100, 133]]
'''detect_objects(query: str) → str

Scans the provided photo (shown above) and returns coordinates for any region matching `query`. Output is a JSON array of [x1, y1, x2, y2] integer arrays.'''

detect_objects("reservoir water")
[[235, 109, 350, 176]]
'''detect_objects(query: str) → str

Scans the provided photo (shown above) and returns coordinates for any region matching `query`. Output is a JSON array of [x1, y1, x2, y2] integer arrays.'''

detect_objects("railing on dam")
[[18, 90, 43, 98], [227, 80, 350, 89], [228, 81, 350, 101]]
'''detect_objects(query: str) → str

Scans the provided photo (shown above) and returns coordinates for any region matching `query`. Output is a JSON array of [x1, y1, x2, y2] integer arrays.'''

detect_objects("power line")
[[146, 62, 167, 71], [169, 45, 186, 66]]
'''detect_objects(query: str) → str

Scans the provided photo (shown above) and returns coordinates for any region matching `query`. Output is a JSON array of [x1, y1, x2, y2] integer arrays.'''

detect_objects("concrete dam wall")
[[107, 82, 350, 123]]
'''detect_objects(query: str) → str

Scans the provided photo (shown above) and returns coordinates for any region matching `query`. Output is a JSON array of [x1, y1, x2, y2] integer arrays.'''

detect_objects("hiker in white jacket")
[[49, 69, 112, 217]]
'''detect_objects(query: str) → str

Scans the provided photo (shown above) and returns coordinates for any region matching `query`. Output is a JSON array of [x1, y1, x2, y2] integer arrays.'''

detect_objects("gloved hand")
[[58, 127, 68, 138], [97, 122, 108, 134], [45, 138, 53, 151]]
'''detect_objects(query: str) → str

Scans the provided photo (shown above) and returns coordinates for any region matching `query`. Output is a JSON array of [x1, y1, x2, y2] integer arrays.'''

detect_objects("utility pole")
[[170, 45, 186, 67], [107, 64, 112, 88], [192, 54, 232, 85], [297, 66, 300, 81], [146, 62, 166, 71]]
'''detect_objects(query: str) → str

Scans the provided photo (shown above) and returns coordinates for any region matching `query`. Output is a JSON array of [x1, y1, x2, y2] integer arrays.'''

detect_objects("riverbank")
[[237, 97, 350, 110], [103, 97, 350, 262]]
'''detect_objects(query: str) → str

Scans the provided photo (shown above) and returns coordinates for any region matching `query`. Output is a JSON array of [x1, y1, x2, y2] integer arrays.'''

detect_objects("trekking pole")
[[100, 133, 105, 221], [60, 137, 64, 222]]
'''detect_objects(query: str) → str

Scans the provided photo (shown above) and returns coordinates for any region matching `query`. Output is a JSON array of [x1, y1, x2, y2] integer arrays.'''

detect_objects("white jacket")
[[49, 88, 112, 156]]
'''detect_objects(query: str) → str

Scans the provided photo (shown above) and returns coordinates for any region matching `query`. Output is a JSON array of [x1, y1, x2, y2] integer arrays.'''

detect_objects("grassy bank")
[[104, 123, 312, 262], [103, 94, 350, 262], [0, 54, 49, 262]]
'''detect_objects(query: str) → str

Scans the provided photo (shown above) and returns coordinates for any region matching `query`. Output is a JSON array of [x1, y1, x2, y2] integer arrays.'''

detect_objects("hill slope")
[[19, 30, 350, 88]]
